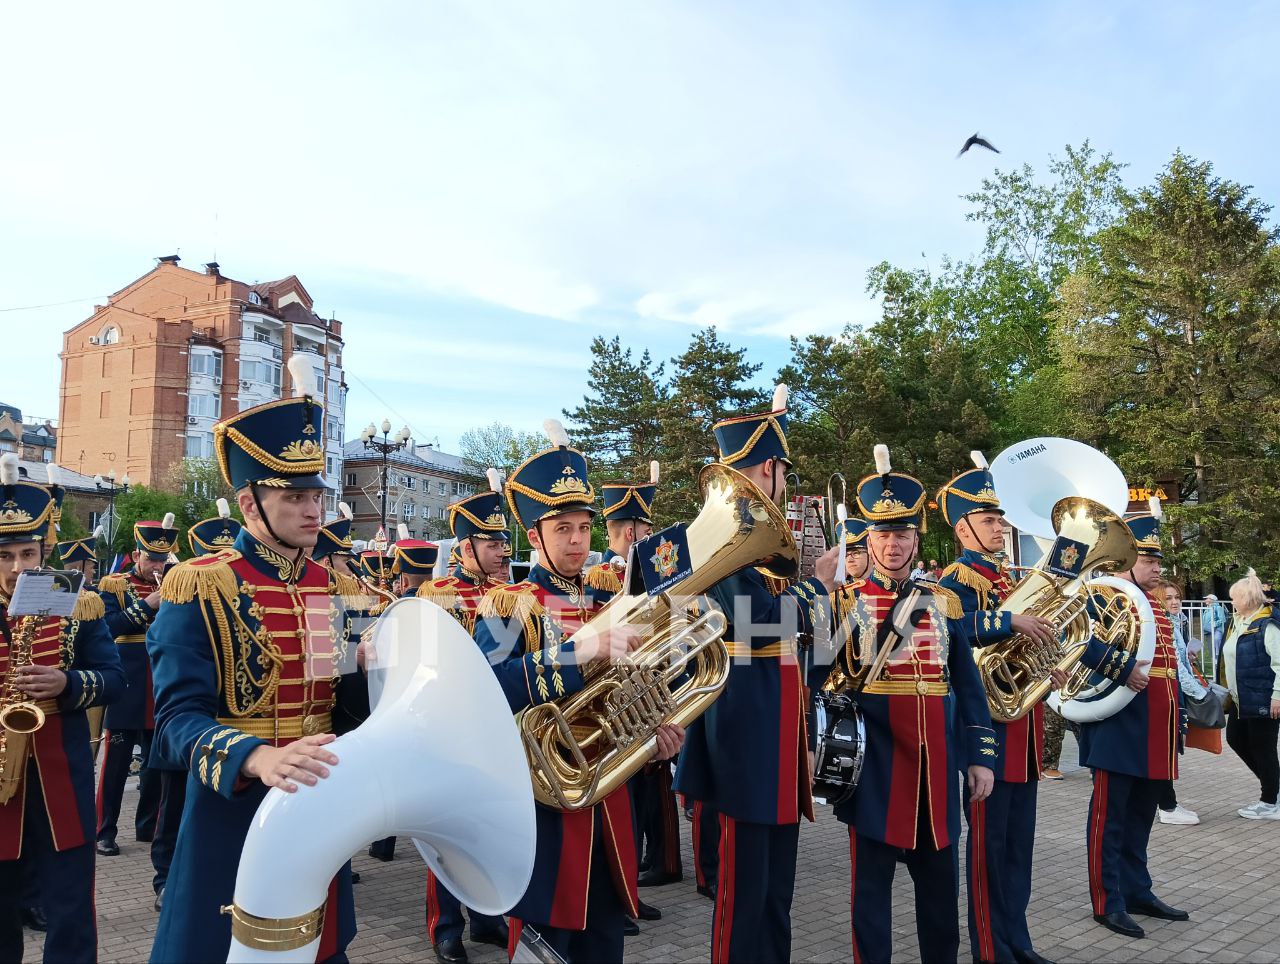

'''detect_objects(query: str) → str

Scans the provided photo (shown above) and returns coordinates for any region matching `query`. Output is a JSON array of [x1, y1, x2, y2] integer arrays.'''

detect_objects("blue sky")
[[3, 1, 1277, 451]]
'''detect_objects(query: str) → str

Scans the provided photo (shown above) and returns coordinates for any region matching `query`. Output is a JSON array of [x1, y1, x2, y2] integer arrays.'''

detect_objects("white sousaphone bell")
[[226, 598, 536, 962]]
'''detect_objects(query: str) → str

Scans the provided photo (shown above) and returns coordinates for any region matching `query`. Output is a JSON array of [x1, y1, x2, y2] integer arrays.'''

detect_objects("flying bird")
[[956, 132, 999, 158]]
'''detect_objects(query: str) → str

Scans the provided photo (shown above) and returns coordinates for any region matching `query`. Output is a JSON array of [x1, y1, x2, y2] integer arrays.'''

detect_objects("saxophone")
[[0, 616, 47, 805]]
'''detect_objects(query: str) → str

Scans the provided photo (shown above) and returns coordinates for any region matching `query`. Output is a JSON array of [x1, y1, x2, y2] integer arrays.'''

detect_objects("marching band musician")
[[836, 516, 870, 584], [0, 453, 124, 963], [471, 420, 683, 964], [391, 526, 438, 598], [146, 361, 356, 963], [674, 385, 840, 964], [95, 516, 177, 858], [55, 532, 99, 590], [822, 444, 995, 964], [416, 471, 512, 963], [1081, 502, 1189, 939], [936, 453, 1132, 964], [357, 546, 403, 863]]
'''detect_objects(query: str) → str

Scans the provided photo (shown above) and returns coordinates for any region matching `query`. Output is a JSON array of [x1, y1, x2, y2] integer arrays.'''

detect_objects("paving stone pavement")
[[43, 733, 1279, 963]]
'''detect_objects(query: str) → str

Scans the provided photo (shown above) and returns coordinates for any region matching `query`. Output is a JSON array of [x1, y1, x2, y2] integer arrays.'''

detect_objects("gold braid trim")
[[330, 570, 363, 602], [416, 580, 460, 611], [478, 584, 544, 622], [72, 592, 105, 621], [939, 562, 992, 594], [99, 573, 129, 608], [162, 552, 243, 605], [583, 564, 623, 594], [927, 586, 963, 620]]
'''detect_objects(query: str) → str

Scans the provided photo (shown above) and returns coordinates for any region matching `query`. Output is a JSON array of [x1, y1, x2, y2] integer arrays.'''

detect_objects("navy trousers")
[[635, 764, 682, 876], [96, 728, 161, 843], [966, 779, 1037, 963], [711, 816, 799, 964], [508, 832, 625, 964], [691, 799, 720, 894], [0, 765, 97, 963], [1087, 769, 1160, 916], [848, 829, 960, 964], [424, 870, 504, 945], [149, 769, 186, 895]]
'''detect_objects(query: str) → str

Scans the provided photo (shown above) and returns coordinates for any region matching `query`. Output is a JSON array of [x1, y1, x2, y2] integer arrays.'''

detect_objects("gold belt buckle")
[[302, 714, 323, 736], [916, 680, 929, 695]]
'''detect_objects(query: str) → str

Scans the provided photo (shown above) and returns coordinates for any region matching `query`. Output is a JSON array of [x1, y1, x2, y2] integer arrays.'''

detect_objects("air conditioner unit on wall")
[[188, 416, 198, 425], [88, 337, 100, 345]]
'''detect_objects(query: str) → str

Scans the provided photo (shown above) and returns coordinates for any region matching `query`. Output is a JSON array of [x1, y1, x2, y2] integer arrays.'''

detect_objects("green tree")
[[1056, 152, 1280, 582], [55, 494, 91, 542], [658, 328, 765, 523], [458, 423, 547, 476], [109, 485, 184, 556]]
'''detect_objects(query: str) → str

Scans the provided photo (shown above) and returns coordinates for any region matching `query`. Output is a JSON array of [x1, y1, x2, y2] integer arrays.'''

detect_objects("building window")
[[41, 450, 51, 463], [249, 291, 262, 306], [405, 476, 416, 490], [100, 326, 120, 345], [438, 481, 447, 495], [403, 502, 415, 518], [189, 348, 223, 379], [325, 457, 334, 476], [188, 393, 221, 419], [242, 359, 282, 390], [388, 502, 398, 516], [346, 472, 357, 487], [185, 433, 214, 458]]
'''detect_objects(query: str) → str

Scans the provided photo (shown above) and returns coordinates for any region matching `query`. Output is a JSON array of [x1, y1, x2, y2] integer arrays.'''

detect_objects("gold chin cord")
[[222, 903, 326, 952], [973, 495, 1139, 722], [0, 616, 48, 805], [520, 462, 799, 811]]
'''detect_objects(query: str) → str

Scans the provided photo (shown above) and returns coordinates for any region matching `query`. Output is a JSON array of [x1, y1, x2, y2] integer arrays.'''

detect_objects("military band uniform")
[[417, 481, 511, 960], [0, 469, 125, 964], [673, 399, 821, 964], [471, 438, 638, 964]]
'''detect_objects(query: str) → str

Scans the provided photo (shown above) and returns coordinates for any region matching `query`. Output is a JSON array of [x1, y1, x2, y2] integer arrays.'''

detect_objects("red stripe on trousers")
[[659, 769, 681, 873], [507, 918, 523, 961], [316, 876, 339, 961], [924, 696, 950, 848], [34, 715, 85, 852], [425, 871, 441, 943], [777, 663, 800, 823], [885, 696, 920, 847], [848, 828, 861, 964], [692, 802, 706, 887], [970, 798, 994, 961], [712, 813, 737, 964], [550, 808, 593, 929], [1088, 770, 1109, 915]]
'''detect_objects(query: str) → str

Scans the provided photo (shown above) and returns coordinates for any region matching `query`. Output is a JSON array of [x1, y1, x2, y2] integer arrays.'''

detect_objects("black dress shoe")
[[20, 907, 46, 932], [368, 841, 395, 862], [1094, 911, 1144, 938], [1127, 897, 1189, 921], [351, 871, 361, 885], [637, 900, 662, 921], [434, 936, 468, 963], [154, 888, 164, 913], [696, 884, 716, 900], [96, 837, 120, 856], [470, 920, 509, 947], [623, 918, 640, 936], [1013, 948, 1053, 964], [638, 868, 682, 887]]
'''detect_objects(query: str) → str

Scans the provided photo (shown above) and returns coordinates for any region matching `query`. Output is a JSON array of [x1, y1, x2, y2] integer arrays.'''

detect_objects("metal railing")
[[1173, 601, 1228, 675]]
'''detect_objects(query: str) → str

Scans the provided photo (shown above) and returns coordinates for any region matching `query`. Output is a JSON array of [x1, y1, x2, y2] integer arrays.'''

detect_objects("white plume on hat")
[[970, 451, 989, 471], [216, 497, 231, 519], [873, 444, 892, 476], [486, 467, 503, 493], [161, 512, 176, 530], [650, 461, 660, 484], [1148, 496, 1163, 521], [397, 523, 411, 541], [0, 453, 18, 486], [46, 463, 61, 486], [286, 354, 318, 398], [772, 383, 789, 413], [836, 503, 848, 523], [338, 501, 352, 521], [543, 419, 570, 448], [92, 525, 104, 539]]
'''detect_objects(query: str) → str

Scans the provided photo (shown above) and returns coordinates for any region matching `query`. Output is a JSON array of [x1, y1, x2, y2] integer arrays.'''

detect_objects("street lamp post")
[[360, 420, 411, 549], [93, 469, 130, 569]]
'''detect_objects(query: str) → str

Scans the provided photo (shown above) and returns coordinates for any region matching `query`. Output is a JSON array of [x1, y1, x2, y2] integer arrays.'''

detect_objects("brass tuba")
[[0, 616, 47, 804], [520, 462, 799, 810]]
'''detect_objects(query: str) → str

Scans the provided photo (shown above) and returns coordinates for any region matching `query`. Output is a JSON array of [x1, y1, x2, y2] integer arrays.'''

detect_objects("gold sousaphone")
[[520, 462, 799, 810], [975, 439, 1140, 722]]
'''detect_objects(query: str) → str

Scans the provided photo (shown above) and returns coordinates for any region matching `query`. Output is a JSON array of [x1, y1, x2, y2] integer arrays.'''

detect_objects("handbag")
[[1184, 682, 1228, 729], [1186, 724, 1223, 755]]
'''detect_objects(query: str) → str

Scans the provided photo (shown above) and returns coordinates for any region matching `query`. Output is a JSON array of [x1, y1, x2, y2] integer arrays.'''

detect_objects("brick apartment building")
[[341, 439, 484, 543], [0, 403, 58, 462], [57, 256, 348, 511]]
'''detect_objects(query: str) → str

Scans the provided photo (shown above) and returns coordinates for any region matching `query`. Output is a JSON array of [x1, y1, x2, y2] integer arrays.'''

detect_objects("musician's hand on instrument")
[[145, 590, 162, 609], [967, 764, 994, 802], [1126, 659, 1151, 692], [1048, 668, 1068, 691], [355, 637, 374, 671], [576, 624, 641, 665], [243, 734, 339, 793], [652, 724, 685, 761], [16, 664, 67, 699], [1011, 614, 1057, 646], [814, 545, 842, 592]]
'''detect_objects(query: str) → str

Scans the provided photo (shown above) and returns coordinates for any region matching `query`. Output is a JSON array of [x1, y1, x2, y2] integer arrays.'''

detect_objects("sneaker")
[[1158, 805, 1199, 825], [1241, 802, 1280, 820], [1041, 768, 1065, 781]]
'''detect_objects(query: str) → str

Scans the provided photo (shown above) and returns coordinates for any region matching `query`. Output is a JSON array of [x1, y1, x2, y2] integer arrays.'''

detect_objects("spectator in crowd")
[[1042, 706, 1076, 781], [1200, 593, 1228, 660], [928, 558, 942, 580], [1158, 581, 1204, 825], [1221, 571, 1280, 820], [909, 558, 926, 581]]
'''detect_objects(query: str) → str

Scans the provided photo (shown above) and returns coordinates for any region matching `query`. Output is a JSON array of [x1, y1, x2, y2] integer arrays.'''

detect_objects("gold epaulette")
[[417, 577, 460, 610], [98, 572, 129, 607], [477, 582, 544, 623], [72, 591, 105, 621], [583, 563, 623, 594], [927, 585, 963, 620], [161, 549, 242, 605], [329, 569, 364, 604], [756, 568, 790, 597], [939, 561, 992, 594]]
